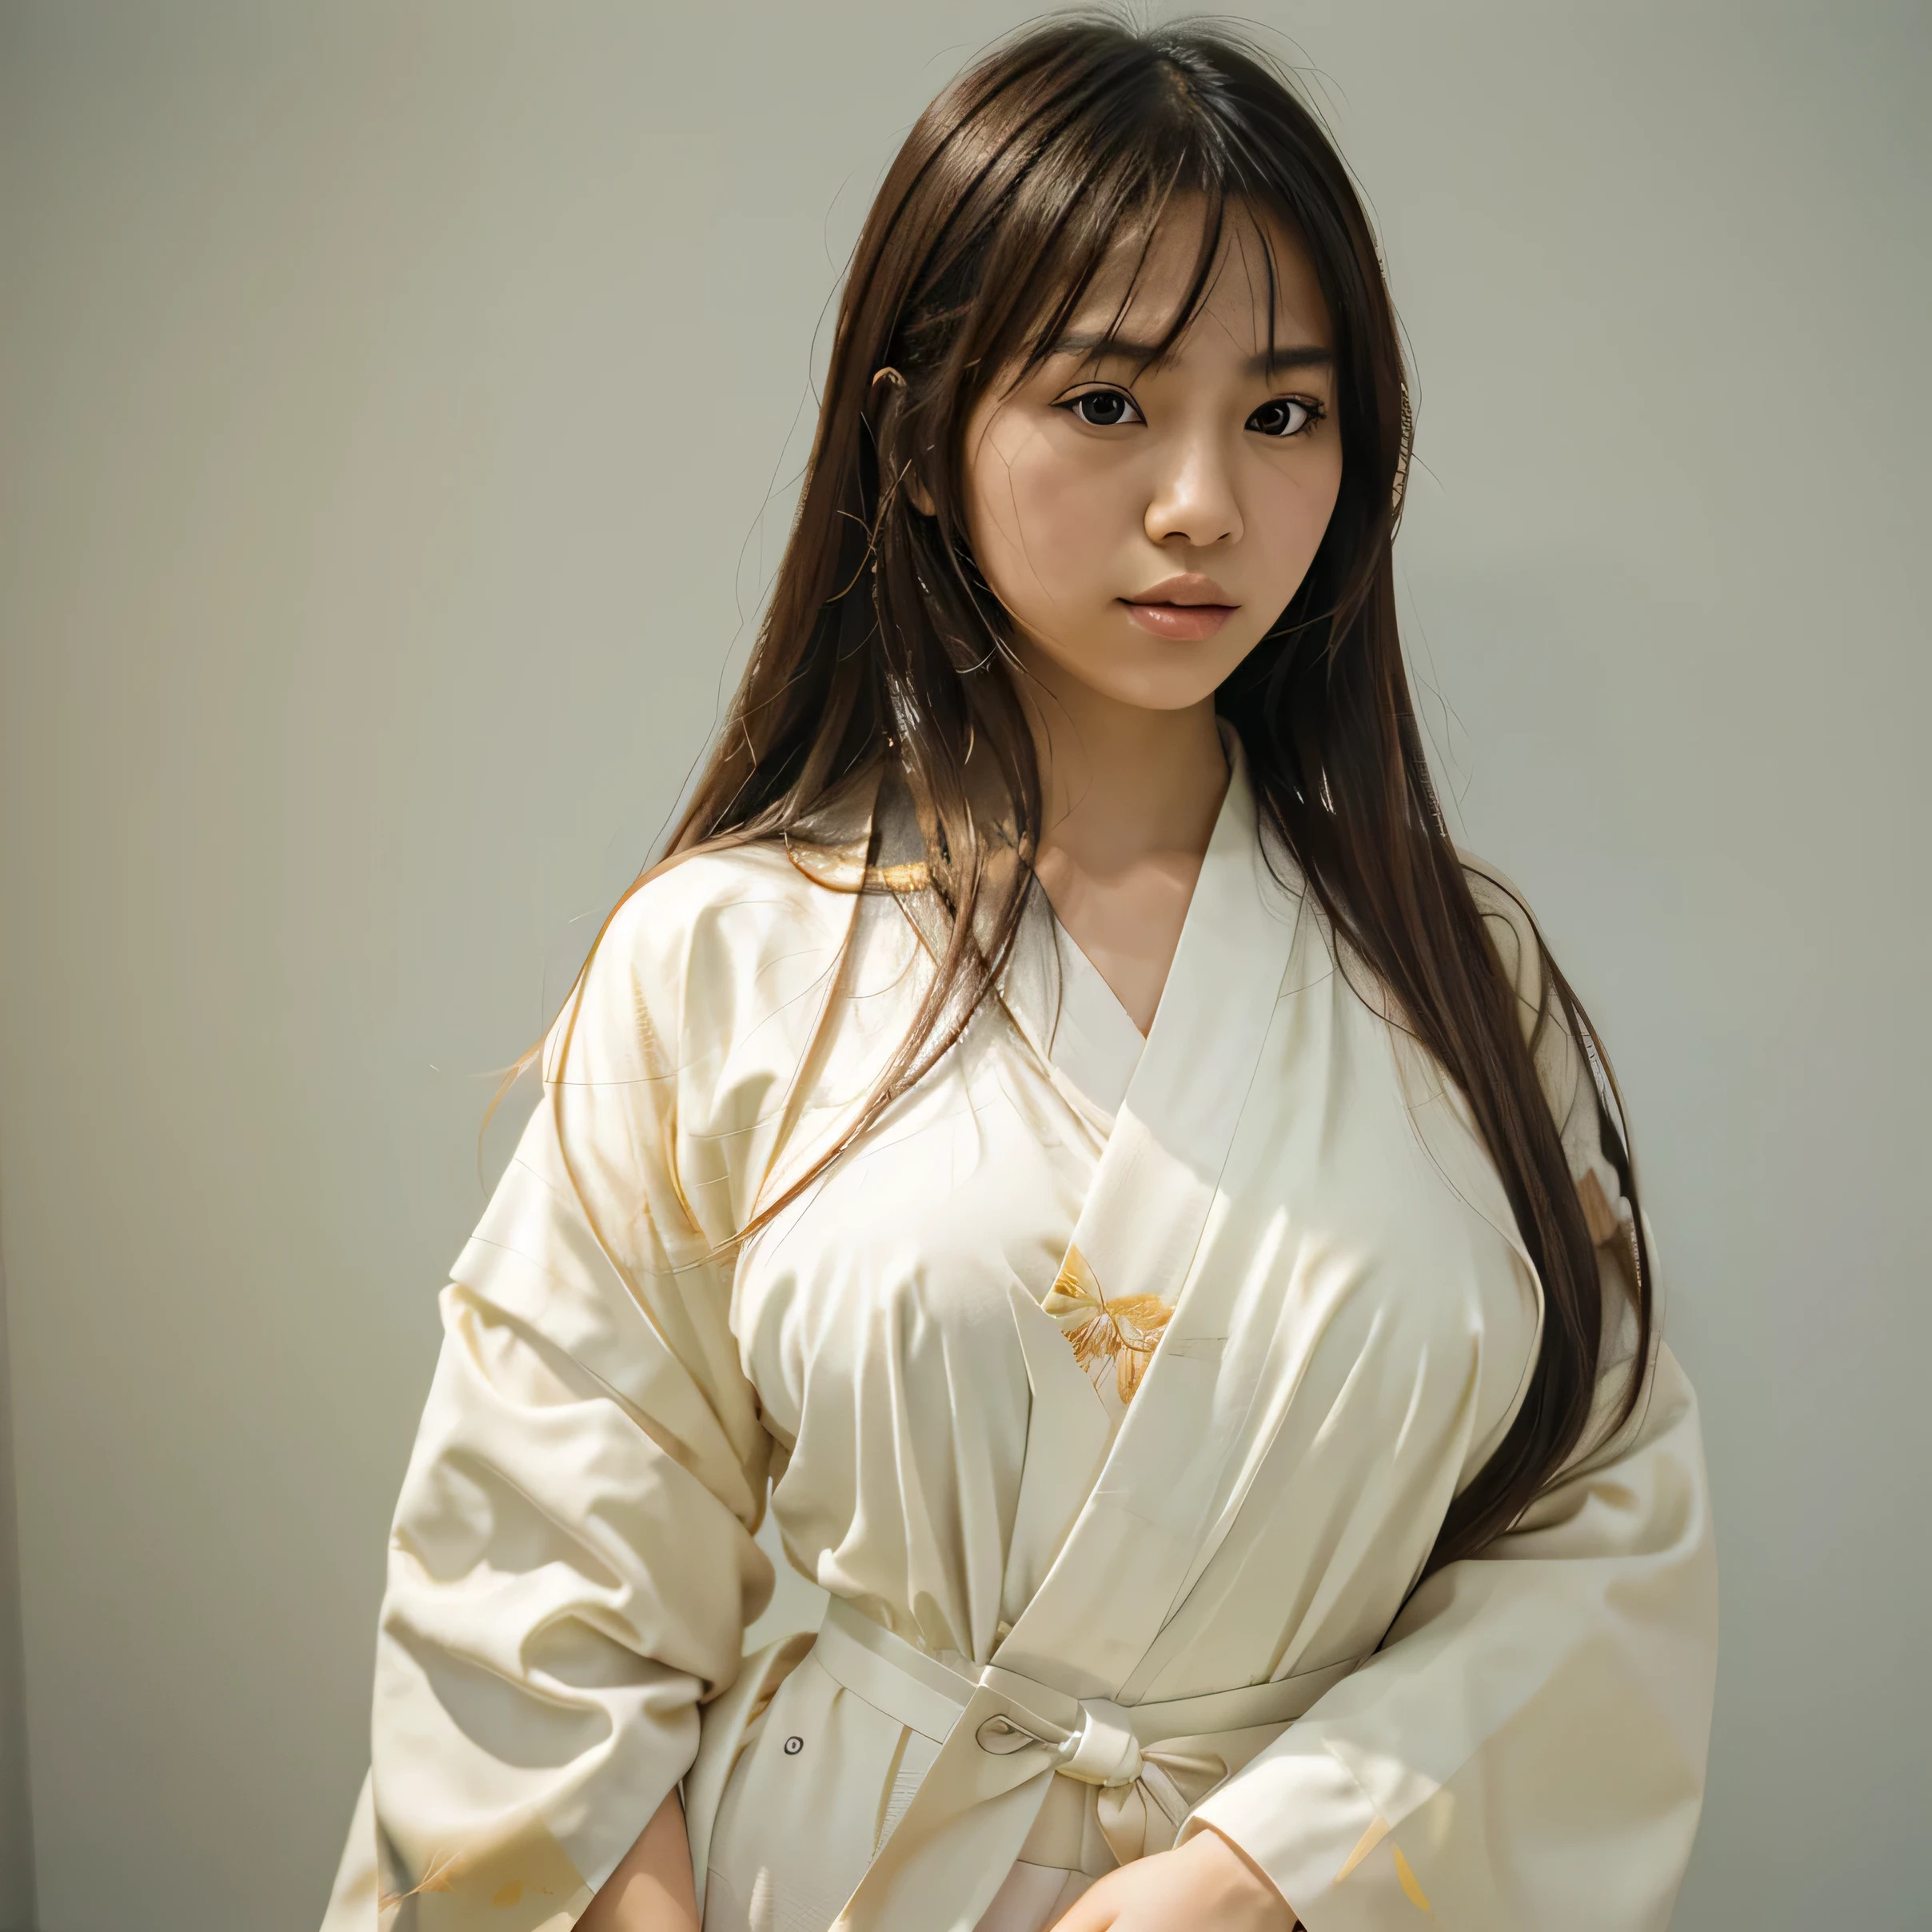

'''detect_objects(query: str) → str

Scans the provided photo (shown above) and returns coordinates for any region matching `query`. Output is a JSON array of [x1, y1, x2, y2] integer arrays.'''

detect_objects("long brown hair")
[[569, 14, 1651, 1572]]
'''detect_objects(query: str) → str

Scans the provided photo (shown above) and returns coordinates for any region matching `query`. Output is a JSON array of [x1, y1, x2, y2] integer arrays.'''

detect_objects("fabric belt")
[[811, 1597, 1357, 1932]]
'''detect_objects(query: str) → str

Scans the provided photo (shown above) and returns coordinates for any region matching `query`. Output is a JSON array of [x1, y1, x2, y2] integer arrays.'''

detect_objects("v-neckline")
[[1055, 916, 1144, 1041], [1045, 919, 1146, 1120], [1033, 727, 1234, 1044], [993, 734, 1307, 1694]]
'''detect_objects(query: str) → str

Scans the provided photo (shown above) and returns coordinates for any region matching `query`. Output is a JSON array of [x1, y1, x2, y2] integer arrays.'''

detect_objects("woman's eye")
[[1065, 389, 1142, 428], [1247, 397, 1320, 438]]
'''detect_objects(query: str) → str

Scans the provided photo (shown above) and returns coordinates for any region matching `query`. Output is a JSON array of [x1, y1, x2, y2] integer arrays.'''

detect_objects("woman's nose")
[[1144, 433, 1243, 548]]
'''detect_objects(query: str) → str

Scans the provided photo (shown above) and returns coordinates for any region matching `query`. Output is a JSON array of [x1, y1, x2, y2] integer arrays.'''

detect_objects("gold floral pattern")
[[1044, 1244, 1172, 1403]]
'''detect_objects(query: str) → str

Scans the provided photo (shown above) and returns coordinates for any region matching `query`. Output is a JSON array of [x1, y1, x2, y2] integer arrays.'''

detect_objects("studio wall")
[[1, 4, 1925, 1927]]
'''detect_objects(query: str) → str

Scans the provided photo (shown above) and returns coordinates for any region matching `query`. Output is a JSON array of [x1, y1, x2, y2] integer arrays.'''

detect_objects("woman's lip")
[[1121, 599, 1236, 641], [1132, 573, 1233, 605]]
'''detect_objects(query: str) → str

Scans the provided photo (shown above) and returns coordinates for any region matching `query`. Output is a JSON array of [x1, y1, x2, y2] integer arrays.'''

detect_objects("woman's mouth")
[[1120, 573, 1238, 641], [1121, 601, 1236, 640]]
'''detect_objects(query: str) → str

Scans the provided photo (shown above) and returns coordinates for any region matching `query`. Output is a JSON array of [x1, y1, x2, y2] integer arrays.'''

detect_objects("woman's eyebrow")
[[1046, 332, 1333, 375]]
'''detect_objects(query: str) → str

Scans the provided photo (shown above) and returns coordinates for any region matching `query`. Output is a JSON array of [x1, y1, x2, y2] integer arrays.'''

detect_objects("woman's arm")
[[577, 1791, 701, 1932], [320, 868, 812, 1930], [1157, 869, 1717, 1929]]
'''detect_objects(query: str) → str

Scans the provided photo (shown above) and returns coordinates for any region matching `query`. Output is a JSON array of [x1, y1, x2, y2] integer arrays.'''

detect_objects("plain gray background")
[[2, 3, 1926, 1927]]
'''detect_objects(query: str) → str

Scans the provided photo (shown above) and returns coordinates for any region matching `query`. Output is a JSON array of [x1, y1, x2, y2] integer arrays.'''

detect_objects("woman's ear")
[[869, 367, 936, 517]]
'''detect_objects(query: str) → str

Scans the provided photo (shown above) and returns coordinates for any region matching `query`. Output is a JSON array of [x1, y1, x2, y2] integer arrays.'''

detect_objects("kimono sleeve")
[[321, 883, 778, 1932], [1183, 868, 1719, 1932]]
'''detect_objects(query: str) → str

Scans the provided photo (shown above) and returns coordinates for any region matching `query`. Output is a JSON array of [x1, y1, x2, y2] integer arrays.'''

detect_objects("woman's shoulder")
[[551, 834, 872, 1088], [1455, 849, 1605, 1152], [607, 761, 884, 970], [1456, 850, 1548, 1027], [612, 833, 868, 994], [627, 833, 862, 936]]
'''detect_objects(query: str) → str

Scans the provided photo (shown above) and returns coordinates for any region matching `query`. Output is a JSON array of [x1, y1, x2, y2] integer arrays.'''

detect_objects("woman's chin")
[[1014, 625, 1255, 716]]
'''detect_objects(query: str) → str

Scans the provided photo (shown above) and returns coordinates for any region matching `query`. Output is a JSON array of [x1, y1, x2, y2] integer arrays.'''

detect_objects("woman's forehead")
[[1056, 203, 1328, 357]]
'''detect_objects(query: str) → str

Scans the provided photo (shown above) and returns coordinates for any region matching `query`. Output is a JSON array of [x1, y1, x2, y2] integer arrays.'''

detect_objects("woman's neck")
[[1016, 651, 1230, 1035]]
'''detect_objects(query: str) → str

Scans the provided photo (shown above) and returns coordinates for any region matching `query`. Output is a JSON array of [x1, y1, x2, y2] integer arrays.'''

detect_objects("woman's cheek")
[[1255, 473, 1331, 601], [1010, 455, 1110, 603]]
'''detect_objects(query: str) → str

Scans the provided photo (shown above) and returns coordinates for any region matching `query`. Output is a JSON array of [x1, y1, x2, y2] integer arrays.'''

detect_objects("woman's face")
[[960, 207, 1344, 715]]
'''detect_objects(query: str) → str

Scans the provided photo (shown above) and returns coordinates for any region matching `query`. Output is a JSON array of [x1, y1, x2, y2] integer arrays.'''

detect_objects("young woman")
[[322, 18, 1716, 1932]]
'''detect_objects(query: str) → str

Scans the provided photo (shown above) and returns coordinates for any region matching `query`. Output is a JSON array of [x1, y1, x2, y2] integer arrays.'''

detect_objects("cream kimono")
[[322, 744, 1717, 1932]]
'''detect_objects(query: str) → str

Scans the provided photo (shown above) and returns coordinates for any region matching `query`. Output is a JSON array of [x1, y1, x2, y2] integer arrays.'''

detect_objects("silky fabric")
[[321, 742, 1716, 1932]]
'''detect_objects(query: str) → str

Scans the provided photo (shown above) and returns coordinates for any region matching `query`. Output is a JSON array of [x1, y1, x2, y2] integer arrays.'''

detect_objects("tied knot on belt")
[[974, 1698, 1226, 1864]]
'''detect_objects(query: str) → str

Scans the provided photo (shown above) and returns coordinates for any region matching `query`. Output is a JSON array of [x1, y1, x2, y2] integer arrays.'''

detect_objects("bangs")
[[946, 61, 1314, 397], [1016, 186, 1307, 384]]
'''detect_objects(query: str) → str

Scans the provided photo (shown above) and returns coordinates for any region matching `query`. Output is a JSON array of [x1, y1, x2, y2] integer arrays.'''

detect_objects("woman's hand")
[[1050, 1827, 1299, 1930], [576, 1788, 700, 1932]]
